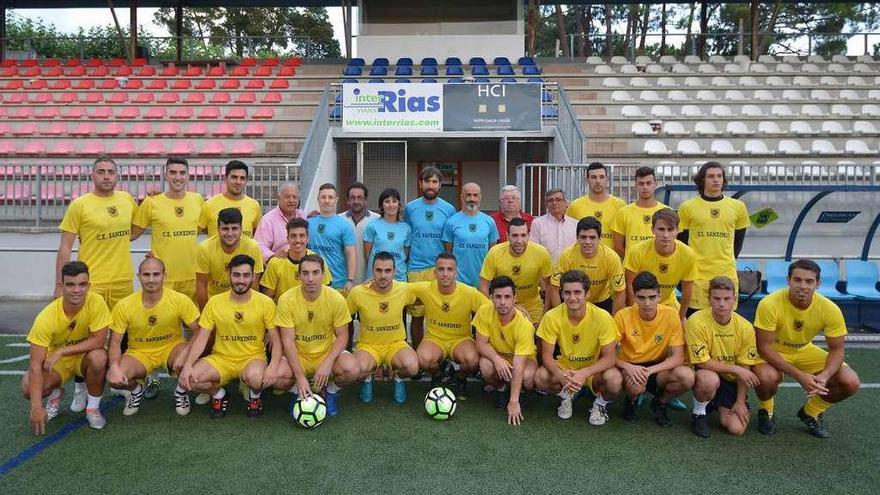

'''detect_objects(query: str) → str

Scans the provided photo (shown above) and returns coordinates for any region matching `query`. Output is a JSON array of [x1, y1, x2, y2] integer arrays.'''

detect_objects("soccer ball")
[[291, 394, 327, 428], [424, 387, 457, 420]]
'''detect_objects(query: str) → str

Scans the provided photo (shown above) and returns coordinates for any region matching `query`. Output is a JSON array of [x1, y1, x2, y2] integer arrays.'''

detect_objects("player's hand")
[[313, 361, 332, 391], [273, 247, 289, 259], [30, 405, 47, 436], [178, 366, 193, 390], [624, 365, 649, 387], [306, 209, 320, 219], [296, 378, 313, 399], [107, 365, 126, 387], [343, 281, 354, 293], [506, 400, 523, 426], [796, 372, 829, 397], [563, 369, 586, 395], [494, 357, 513, 382], [731, 401, 749, 423], [736, 368, 760, 388], [262, 364, 280, 390], [43, 352, 62, 373]]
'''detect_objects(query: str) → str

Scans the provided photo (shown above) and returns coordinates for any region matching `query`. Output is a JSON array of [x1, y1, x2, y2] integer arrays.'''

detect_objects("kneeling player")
[[178, 255, 282, 418], [348, 252, 419, 404], [686, 276, 759, 438], [274, 255, 359, 416], [107, 258, 200, 416], [753, 259, 860, 438], [535, 270, 621, 426], [615, 272, 693, 426], [22, 261, 110, 434], [474, 276, 538, 425], [411, 253, 488, 395]]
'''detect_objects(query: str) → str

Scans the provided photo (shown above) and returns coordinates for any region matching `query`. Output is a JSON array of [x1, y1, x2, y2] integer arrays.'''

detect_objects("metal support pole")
[[785, 191, 831, 261], [129, 0, 138, 62], [862, 211, 880, 261], [569, 34, 574, 60], [175, 2, 183, 62]]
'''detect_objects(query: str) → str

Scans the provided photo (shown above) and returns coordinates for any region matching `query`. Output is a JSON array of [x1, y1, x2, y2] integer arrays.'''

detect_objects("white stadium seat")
[[811, 139, 841, 155], [854, 63, 873, 73], [819, 76, 839, 86], [734, 55, 750, 64], [745, 139, 775, 154], [602, 77, 623, 87], [639, 90, 661, 102], [781, 55, 801, 64], [753, 89, 774, 101], [586, 56, 604, 64], [709, 55, 727, 64], [820, 121, 848, 135], [724, 89, 746, 101], [748, 63, 769, 73], [630, 77, 650, 87], [793, 76, 813, 86], [840, 89, 861, 101], [766, 75, 786, 86], [800, 105, 824, 117], [758, 121, 785, 134], [869, 90, 880, 100], [621, 105, 644, 117], [672, 64, 692, 74], [610, 56, 628, 64], [853, 121, 878, 134], [846, 76, 867, 86], [635, 56, 653, 65], [711, 140, 740, 155], [677, 140, 706, 155], [684, 76, 703, 87], [710, 105, 733, 117], [738, 76, 758, 86], [663, 121, 689, 136], [659, 55, 678, 64], [789, 121, 816, 135], [831, 104, 855, 117], [668, 90, 689, 101], [644, 140, 671, 155], [856, 55, 874, 63], [711, 76, 731, 87], [694, 121, 721, 135], [741, 105, 765, 117], [684, 55, 701, 64], [845, 139, 875, 155], [651, 105, 674, 117], [827, 63, 846, 73], [696, 90, 717, 101], [726, 121, 754, 136], [758, 55, 778, 63], [620, 64, 639, 74], [801, 63, 820, 73], [782, 90, 803, 101], [771, 105, 795, 117], [864, 104, 880, 117], [807, 55, 827, 63], [723, 63, 743, 73], [809, 89, 832, 101], [611, 90, 633, 102], [595, 65, 614, 74], [645, 64, 665, 74], [697, 64, 717, 74], [775, 63, 795, 73], [656, 77, 677, 87], [680, 105, 703, 117], [778, 139, 806, 154], [631, 122, 654, 136]]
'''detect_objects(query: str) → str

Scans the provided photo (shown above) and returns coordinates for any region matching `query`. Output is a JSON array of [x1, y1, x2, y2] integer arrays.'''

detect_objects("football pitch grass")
[[0, 333, 878, 494]]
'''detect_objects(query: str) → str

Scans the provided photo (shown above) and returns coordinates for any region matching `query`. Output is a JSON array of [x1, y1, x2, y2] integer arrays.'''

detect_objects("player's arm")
[[678, 280, 693, 321], [612, 232, 626, 259], [507, 354, 527, 425], [260, 286, 276, 300], [733, 228, 746, 258], [694, 359, 759, 388], [539, 275, 551, 312], [624, 269, 637, 305], [279, 326, 310, 396], [54, 232, 77, 297], [475, 333, 512, 381], [170, 319, 200, 374], [478, 277, 490, 297], [755, 327, 816, 390], [315, 324, 349, 390], [28, 344, 49, 435], [569, 342, 616, 392], [817, 334, 846, 385], [611, 289, 626, 315], [344, 245, 357, 291], [107, 330, 127, 385], [362, 241, 373, 268], [540, 337, 565, 383], [251, 272, 261, 290], [130, 225, 145, 241], [48, 328, 107, 364], [443, 242, 453, 252], [177, 326, 212, 389], [262, 325, 283, 389], [195, 274, 209, 309], [646, 344, 685, 375]]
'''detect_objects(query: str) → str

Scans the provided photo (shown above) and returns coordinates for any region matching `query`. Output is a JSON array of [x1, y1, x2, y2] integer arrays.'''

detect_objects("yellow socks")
[[758, 398, 775, 417], [804, 396, 832, 418]]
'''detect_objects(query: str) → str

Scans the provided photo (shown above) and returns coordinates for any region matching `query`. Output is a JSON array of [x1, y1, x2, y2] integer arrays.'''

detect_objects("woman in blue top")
[[363, 188, 411, 281]]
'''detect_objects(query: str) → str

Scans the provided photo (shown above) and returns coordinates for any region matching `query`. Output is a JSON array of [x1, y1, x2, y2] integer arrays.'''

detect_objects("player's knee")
[[85, 348, 108, 370], [604, 367, 623, 390], [754, 364, 781, 385], [839, 370, 861, 397], [726, 422, 747, 437], [676, 366, 696, 389], [625, 381, 645, 397]]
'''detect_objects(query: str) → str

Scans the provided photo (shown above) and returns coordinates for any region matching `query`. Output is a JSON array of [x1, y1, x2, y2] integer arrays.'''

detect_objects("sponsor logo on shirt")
[[234, 311, 244, 323], [748, 347, 757, 359], [512, 265, 521, 275], [67, 320, 77, 331], [642, 214, 651, 224], [654, 334, 663, 344], [691, 344, 706, 357], [387, 231, 395, 241]]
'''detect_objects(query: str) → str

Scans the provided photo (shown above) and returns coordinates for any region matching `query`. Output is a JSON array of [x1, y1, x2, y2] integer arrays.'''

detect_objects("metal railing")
[[296, 87, 332, 201], [552, 84, 585, 163]]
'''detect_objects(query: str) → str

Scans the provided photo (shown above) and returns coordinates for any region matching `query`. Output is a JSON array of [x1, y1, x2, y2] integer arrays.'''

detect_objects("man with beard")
[[260, 218, 331, 302], [443, 182, 498, 287], [339, 182, 380, 284], [566, 162, 625, 248], [199, 160, 262, 238], [195, 208, 264, 309], [254, 182, 307, 262]]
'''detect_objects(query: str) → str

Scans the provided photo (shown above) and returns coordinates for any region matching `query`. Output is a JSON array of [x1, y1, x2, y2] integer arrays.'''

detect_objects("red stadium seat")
[[6, 93, 26, 104], [196, 79, 215, 89], [172, 79, 192, 90], [79, 93, 103, 104], [68, 66, 86, 77], [185, 67, 203, 77], [69, 122, 96, 136], [0, 59, 16, 67], [48, 140, 76, 156], [106, 92, 128, 104], [126, 122, 151, 136], [262, 92, 282, 104], [125, 79, 143, 89], [0, 66, 15, 77], [0, 182, 32, 201], [80, 141, 105, 155], [0, 141, 15, 156], [132, 92, 154, 104], [198, 107, 222, 119], [170, 140, 196, 155], [240, 58, 258, 67], [183, 122, 208, 136], [241, 123, 266, 137], [27, 80, 48, 90], [155, 122, 181, 136], [107, 58, 125, 67], [63, 59, 82, 67], [35, 107, 60, 119], [43, 66, 63, 77], [184, 92, 205, 104], [114, 140, 137, 156], [12, 122, 39, 136], [62, 107, 87, 119], [22, 66, 40, 77], [145, 107, 167, 119], [148, 79, 167, 90], [21, 59, 39, 67], [139, 66, 157, 76], [161, 66, 179, 77], [44, 122, 66, 135], [116, 107, 141, 119], [261, 58, 280, 67], [221, 79, 240, 89], [200, 141, 226, 156], [97, 122, 124, 136], [252, 107, 274, 119], [89, 107, 113, 119], [224, 107, 247, 119], [114, 66, 132, 77], [254, 66, 272, 77], [0, 107, 5, 118], [231, 141, 256, 155], [54, 93, 76, 104], [74, 79, 94, 90], [49, 80, 71, 90], [99, 79, 118, 90], [139, 141, 166, 156], [91, 66, 110, 77], [245, 79, 265, 89], [86, 59, 103, 67], [209, 93, 230, 104], [270, 79, 289, 89], [235, 92, 256, 104], [231, 66, 249, 77], [277, 66, 296, 77], [0, 123, 11, 135], [170, 107, 194, 119], [208, 66, 225, 77], [30, 93, 52, 104], [21, 140, 46, 155], [43, 58, 62, 67], [12, 107, 35, 119], [158, 92, 180, 104], [131, 58, 147, 67], [211, 122, 236, 137], [4, 80, 23, 90]]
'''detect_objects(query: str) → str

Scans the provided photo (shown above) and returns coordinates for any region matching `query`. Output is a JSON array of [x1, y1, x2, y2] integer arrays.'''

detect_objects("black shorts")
[[709, 378, 750, 411], [594, 297, 613, 314], [632, 360, 663, 395]]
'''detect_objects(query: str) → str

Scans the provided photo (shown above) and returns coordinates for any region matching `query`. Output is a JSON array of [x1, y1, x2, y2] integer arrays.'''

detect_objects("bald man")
[[442, 183, 499, 287], [254, 183, 307, 262]]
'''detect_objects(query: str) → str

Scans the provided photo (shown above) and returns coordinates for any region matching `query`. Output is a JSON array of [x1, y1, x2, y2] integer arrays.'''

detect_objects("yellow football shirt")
[[536, 303, 617, 369], [623, 239, 697, 308], [132, 192, 204, 283], [195, 235, 265, 297], [611, 202, 669, 248], [59, 191, 137, 284], [409, 281, 489, 341], [27, 292, 111, 354], [347, 281, 416, 346], [551, 243, 625, 303], [109, 289, 199, 351], [275, 285, 351, 356], [678, 196, 750, 280], [472, 303, 536, 359], [754, 289, 847, 352], [566, 195, 626, 247], [199, 194, 262, 238], [260, 249, 332, 302], [479, 241, 553, 321], [199, 290, 276, 357], [614, 304, 685, 364], [686, 308, 758, 381]]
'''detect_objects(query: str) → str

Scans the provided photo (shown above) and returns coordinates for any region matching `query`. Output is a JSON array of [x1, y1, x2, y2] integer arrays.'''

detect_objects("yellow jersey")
[[678, 196, 750, 280], [686, 308, 758, 382], [409, 281, 489, 341], [551, 243, 625, 303], [536, 303, 617, 369], [199, 290, 276, 357], [623, 239, 697, 308], [27, 292, 111, 354], [199, 194, 262, 238], [59, 191, 137, 284], [274, 286, 351, 356], [566, 194, 626, 247], [347, 281, 416, 346], [754, 289, 847, 352], [260, 250, 332, 302], [132, 192, 204, 283], [472, 303, 536, 359], [195, 235, 265, 297], [614, 305, 684, 364], [109, 289, 199, 351], [611, 202, 669, 249], [479, 241, 553, 319]]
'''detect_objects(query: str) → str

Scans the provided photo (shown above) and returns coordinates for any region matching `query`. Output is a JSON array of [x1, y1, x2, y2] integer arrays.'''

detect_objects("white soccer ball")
[[424, 387, 457, 420], [291, 394, 327, 428]]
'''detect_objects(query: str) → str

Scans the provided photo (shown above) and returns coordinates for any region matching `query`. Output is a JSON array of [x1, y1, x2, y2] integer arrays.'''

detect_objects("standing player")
[[260, 218, 331, 302], [490, 185, 534, 243], [178, 255, 281, 418], [443, 182, 499, 287], [411, 252, 489, 395], [548, 217, 625, 315], [566, 162, 626, 247], [686, 276, 759, 438], [678, 162, 750, 315], [23, 261, 110, 433], [406, 167, 456, 349], [308, 183, 357, 293], [347, 252, 419, 404], [274, 255, 360, 417], [199, 160, 262, 238], [752, 260, 860, 438], [195, 208, 264, 309], [473, 276, 538, 425], [615, 272, 693, 426], [479, 218, 553, 324], [107, 258, 200, 416], [534, 270, 621, 426], [611, 166, 667, 258], [363, 188, 411, 282]]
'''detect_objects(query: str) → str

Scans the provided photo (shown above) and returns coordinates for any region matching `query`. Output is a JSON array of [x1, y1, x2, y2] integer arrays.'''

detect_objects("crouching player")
[[686, 276, 759, 438], [108, 258, 200, 416], [178, 255, 282, 418], [474, 276, 538, 425], [23, 261, 110, 434], [615, 272, 693, 426], [274, 255, 360, 416], [535, 270, 621, 426]]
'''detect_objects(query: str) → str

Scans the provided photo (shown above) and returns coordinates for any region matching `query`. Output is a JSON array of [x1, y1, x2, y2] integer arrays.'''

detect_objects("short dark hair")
[[286, 217, 309, 233], [652, 208, 679, 229], [436, 252, 457, 263], [507, 216, 527, 233], [586, 162, 607, 176], [489, 276, 516, 295], [300, 254, 325, 273], [420, 166, 442, 182], [632, 272, 661, 292], [165, 157, 188, 168], [559, 270, 590, 292], [635, 166, 655, 180], [347, 182, 368, 197], [61, 261, 89, 279], [319, 183, 337, 193], [694, 161, 727, 194], [377, 188, 401, 219], [374, 251, 395, 265], [788, 259, 821, 281], [225, 160, 248, 177], [576, 216, 602, 237], [217, 207, 243, 226], [709, 275, 736, 293], [92, 156, 117, 168], [228, 254, 255, 271], [139, 257, 165, 273]]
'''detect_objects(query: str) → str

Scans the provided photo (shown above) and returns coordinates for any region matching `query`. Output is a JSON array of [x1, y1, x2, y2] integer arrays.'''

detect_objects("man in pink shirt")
[[529, 188, 577, 263], [490, 185, 534, 243], [255, 183, 306, 262]]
